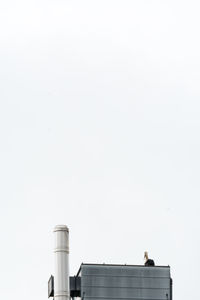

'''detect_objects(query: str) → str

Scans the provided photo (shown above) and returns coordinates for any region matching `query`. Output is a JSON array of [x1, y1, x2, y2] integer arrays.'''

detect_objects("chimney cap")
[[54, 225, 69, 232]]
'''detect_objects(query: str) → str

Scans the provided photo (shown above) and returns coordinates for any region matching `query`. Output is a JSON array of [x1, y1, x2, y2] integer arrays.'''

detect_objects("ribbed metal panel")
[[81, 264, 171, 300]]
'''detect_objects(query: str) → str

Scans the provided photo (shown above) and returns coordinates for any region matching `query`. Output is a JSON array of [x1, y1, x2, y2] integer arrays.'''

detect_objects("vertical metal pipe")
[[54, 225, 69, 300]]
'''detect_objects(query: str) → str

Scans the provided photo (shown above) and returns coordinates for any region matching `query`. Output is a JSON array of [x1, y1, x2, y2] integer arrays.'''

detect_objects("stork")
[[144, 251, 155, 266]]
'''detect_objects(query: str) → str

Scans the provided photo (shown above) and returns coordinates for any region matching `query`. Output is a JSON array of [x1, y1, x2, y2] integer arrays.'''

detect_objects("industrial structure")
[[48, 225, 173, 300]]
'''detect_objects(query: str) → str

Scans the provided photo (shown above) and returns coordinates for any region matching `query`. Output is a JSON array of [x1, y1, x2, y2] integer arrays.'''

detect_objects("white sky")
[[0, 1, 200, 300]]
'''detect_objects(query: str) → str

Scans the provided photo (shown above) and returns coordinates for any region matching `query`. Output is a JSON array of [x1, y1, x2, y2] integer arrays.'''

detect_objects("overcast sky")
[[0, 1, 200, 300]]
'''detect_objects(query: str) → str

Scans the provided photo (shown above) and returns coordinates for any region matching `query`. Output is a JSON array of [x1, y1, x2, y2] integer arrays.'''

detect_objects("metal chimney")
[[54, 225, 69, 300]]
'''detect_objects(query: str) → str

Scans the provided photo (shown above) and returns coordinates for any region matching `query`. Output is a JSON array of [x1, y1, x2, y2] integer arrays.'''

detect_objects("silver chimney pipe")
[[54, 225, 70, 300]]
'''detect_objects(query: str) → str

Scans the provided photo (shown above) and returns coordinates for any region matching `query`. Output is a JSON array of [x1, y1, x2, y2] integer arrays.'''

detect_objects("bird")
[[144, 251, 155, 266]]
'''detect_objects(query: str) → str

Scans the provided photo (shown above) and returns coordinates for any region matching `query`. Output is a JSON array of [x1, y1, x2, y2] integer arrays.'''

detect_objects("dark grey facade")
[[78, 264, 172, 300]]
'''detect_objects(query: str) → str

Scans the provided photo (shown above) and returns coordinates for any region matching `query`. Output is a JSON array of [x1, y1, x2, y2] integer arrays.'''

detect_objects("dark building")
[[48, 227, 173, 300], [49, 263, 173, 300]]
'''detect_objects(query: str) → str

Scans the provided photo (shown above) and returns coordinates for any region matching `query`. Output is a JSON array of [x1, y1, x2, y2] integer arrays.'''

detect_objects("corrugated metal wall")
[[81, 264, 171, 300]]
